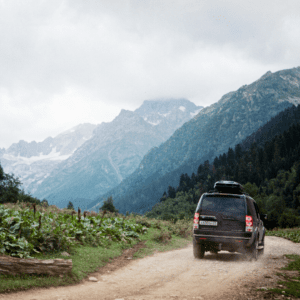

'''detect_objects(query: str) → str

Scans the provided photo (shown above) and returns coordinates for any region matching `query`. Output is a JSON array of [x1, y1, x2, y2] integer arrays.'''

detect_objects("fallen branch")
[[0, 255, 72, 276]]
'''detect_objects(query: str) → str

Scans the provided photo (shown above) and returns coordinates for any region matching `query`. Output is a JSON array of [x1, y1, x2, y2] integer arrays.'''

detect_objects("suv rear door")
[[199, 194, 246, 233]]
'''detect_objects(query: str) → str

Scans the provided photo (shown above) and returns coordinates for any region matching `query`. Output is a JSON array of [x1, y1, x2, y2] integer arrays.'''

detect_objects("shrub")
[[152, 229, 172, 244]]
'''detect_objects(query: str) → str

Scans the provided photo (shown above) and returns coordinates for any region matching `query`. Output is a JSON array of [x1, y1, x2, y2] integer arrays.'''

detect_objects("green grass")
[[267, 255, 300, 298], [133, 227, 192, 259], [266, 227, 300, 243], [0, 222, 192, 294], [266, 228, 300, 298], [0, 242, 132, 293]]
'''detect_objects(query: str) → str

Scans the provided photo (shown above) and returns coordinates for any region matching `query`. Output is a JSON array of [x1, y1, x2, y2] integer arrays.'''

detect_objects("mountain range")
[[89, 67, 300, 214], [0, 99, 202, 208], [0, 124, 96, 195]]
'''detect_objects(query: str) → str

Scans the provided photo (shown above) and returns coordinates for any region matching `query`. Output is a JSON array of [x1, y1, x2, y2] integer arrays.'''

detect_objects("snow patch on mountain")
[[148, 121, 161, 126], [0, 123, 96, 194], [158, 112, 170, 117], [3, 147, 72, 165], [179, 106, 186, 112]]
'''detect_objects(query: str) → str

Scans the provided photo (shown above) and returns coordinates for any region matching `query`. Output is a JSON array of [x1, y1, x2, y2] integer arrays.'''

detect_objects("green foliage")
[[0, 217, 192, 293], [145, 190, 197, 221], [166, 218, 193, 238], [266, 228, 300, 243], [151, 229, 172, 244], [0, 171, 21, 204], [100, 196, 118, 213], [243, 182, 258, 198], [0, 162, 43, 205], [0, 203, 146, 258], [279, 209, 300, 228]]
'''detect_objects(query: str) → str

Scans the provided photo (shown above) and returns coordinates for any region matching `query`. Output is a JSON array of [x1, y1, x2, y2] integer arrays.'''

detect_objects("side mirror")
[[260, 214, 267, 221]]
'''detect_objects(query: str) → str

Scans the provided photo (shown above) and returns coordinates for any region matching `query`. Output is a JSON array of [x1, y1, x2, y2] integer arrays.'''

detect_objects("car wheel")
[[247, 237, 258, 261], [193, 239, 205, 259], [258, 237, 265, 256]]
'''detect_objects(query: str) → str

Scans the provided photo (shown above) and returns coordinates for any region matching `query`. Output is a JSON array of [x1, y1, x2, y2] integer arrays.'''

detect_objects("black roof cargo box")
[[214, 180, 244, 194]]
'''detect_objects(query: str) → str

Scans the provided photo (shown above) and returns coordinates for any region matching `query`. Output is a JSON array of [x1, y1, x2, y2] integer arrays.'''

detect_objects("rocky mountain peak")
[[259, 70, 272, 80], [196, 67, 300, 122], [135, 98, 201, 117]]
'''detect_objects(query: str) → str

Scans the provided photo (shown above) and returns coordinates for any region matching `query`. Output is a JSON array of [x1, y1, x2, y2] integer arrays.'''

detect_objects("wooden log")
[[0, 255, 72, 276]]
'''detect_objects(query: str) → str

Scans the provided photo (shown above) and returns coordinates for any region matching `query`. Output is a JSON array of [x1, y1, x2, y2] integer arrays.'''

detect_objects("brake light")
[[245, 215, 253, 232], [193, 213, 199, 229]]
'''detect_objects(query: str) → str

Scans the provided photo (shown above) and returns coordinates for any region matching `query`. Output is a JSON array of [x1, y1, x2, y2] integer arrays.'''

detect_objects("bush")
[[0, 203, 146, 258], [279, 210, 300, 228], [152, 229, 172, 244]]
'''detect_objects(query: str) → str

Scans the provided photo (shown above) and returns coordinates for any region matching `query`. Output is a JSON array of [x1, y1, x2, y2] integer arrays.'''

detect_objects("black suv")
[[193, 181, 266, 260]]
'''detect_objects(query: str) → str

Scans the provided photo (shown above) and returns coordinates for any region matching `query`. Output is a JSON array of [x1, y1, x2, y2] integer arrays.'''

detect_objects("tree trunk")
[[0, 255, 72, 276]]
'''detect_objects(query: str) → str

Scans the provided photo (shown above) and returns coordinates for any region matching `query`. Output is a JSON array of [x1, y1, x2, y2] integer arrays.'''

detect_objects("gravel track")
[[1, 236, 300, 300]]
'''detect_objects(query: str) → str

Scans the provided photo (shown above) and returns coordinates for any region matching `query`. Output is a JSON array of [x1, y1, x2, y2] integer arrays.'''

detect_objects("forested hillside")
[[146, 104, 300, 229]]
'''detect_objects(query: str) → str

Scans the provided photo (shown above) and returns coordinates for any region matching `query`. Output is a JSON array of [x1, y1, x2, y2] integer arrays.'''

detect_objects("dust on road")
[[1, 236, 300, 300]]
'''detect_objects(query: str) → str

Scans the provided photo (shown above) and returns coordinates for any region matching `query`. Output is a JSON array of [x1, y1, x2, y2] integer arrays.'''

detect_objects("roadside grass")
[[0, 216, 192, 294], [134, 227, 192, 259], [266, 227, 300, 243], [0, 242, 132, 293], [266, 228, 300, 298], [265, 254, 300, 298]]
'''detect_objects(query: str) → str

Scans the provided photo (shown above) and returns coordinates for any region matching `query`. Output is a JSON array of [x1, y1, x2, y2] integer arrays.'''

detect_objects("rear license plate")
[[199, 221, 218, 226]]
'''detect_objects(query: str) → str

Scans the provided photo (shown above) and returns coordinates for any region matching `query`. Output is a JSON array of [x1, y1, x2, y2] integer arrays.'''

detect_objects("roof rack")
[[214, 180, 244, 195]]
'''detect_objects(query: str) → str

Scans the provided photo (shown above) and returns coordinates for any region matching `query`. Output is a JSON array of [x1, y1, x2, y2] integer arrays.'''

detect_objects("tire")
[[193, 239, 205, 259], [258, 237, 265, 256], [247, 237, 258, 261]]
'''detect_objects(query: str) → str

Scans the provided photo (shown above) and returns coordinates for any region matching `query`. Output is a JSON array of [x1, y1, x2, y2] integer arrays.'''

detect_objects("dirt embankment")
[[1, 236, 300, 300]]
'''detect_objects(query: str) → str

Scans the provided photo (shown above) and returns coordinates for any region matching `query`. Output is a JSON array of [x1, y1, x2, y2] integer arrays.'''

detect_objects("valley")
[[1, 67, 300, 218]]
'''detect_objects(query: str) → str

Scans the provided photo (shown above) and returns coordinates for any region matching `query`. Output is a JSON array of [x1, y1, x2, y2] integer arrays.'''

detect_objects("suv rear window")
[[200, 195, 246, 217]]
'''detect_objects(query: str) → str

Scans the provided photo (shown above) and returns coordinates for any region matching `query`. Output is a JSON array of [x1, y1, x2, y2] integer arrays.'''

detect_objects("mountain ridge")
[[0, 123, 97, 193], [89, 66, 300, 213], [29, 98, 203, 207]]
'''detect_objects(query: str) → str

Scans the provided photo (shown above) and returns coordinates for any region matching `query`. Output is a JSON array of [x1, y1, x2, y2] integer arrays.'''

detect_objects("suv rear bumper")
[[194, 230, 254, 251]]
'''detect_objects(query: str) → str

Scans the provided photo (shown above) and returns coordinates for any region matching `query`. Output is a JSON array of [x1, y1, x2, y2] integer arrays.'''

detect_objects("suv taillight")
[[245, 215, 253, 232], [193, 213, 199, 229]]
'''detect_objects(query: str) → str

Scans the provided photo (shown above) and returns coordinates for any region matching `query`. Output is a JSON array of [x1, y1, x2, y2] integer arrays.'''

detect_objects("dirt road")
[[1, 236, 300, 300]]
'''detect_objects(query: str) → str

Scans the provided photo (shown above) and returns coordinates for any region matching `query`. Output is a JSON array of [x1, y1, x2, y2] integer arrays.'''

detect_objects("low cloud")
[[0, 0, 299, 148]]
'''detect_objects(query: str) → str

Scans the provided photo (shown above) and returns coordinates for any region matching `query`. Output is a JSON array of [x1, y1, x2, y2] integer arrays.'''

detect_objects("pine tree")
[[234, 144, 243, 161], [101, 196, 118, 213], [167, 186, 176, 198], [159, 192, 167, 203], [67, 201, 74, 210]]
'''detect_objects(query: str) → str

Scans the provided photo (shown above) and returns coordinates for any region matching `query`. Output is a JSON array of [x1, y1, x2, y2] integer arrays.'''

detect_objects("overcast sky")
[[1, 0, 300, 148]]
